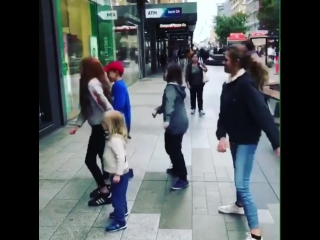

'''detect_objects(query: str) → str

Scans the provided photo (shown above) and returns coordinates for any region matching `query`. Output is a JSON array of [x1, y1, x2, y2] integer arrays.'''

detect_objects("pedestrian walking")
[[185, 53, 208, 116], [69, 57, 113, 206], [102, 110, 130, 232], [152, 63, 189, 190], [216, 44, 280, 240]]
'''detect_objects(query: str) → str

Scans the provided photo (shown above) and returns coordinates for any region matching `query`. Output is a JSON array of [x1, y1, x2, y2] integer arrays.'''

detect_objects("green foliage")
[[214, 12, 248, 44], [257, 0, 279, 31]]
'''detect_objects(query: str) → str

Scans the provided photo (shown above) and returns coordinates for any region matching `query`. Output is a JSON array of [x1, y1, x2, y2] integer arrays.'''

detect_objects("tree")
[[257, 0, 279, 32], [214, 12, 248, 44]]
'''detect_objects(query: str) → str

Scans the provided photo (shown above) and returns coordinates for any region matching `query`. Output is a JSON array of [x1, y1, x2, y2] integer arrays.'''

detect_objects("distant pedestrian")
[[69, 57, 113, 207], [102, 110, 129, 232], [185, 53, 208, 116], [216, 44, 279, 240], [152, 63, 189, 190]]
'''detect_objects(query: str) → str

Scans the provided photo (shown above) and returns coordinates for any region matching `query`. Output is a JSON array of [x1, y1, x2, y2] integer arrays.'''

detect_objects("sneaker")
[[245, 232, 263, 240], [191, 109, 195, 114], [89, 185, 111, 198], [109, 210, 129, 219], [88, 193, 112, 206], [171, 179, 189, 190], [218, 202, 244, 215], [199, 110, 205, 116], [105, 221, 127, 232], [166, 168, 177, 176]]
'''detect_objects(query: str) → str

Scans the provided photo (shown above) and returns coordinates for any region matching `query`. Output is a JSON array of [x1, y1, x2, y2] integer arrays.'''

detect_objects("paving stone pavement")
[[39, 66, 280, 240]]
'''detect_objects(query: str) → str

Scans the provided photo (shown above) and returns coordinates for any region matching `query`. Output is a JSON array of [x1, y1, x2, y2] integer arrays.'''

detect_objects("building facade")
[[217, 4, 224, 16], [223, 0, 231, 16], [230, 0, 246, 15], [246, 0, 260, 32], [39, 0, 145, 138]]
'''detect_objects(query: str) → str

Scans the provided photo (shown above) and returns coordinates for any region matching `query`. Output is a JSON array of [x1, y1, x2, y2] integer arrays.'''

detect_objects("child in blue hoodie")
[[105, 61, 134, 178], [104, 61, 131, 138]]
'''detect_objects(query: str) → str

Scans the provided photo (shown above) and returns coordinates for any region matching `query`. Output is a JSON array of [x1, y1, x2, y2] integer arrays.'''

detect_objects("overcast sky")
[[191, 0, 225, 43]]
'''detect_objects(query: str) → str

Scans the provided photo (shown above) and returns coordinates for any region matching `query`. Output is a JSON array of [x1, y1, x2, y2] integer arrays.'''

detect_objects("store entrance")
[[39, 16, 53, 130]]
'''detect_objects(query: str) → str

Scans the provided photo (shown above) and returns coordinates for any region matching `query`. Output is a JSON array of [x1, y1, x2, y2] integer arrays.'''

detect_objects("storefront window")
[[56, 0, 97, 120]]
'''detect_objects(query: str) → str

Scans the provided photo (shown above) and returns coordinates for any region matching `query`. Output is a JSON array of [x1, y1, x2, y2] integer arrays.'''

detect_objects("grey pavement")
[[39, 66, 280, 240]]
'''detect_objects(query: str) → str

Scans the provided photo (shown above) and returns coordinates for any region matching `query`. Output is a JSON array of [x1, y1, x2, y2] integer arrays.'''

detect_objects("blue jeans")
[[110, 172, 129, 223], [230, 143, 259, 230]]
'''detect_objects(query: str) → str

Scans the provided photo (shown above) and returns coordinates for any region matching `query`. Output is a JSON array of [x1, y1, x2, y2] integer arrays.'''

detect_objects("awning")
[[249, 30, 269, 38], [227, 33, 246, 41]]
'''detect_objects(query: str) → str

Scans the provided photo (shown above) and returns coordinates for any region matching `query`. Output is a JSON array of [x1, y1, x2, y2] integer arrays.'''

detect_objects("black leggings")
[[164, 132, 187, 180], [85, 125, 107, 187], [190, 84, 204, 110]]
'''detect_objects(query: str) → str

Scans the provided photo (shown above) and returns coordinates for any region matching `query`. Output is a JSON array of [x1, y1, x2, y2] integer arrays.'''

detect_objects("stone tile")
[[250, 183, 279, 209], [270, 182, 280, 199], [218, 182, 236, 197], [54, 179, 92, 200], [39, 188, 61, 210], [131, 181, 166, 214], [50, 227, 88, 240], [261, 223, 280, 240], [39, 226, 58, 240], [60, 142, 86, 153], [40, 179, 68, 189], [193, 215, 228, 240], [49, 171, 77, 180], [39, 179, 45, 187], [193, 195, 208, 215], [156, 229, 192, 240], [192, 182, 206, 196], [39, 147, 60, 158], [159, 184, 192, 229], [121, 214, 160, 240], [85, 228, 122, 240], [203, 172, 217, 181], [227, 231, 248, 240], [267, 203, 280, 220], [204, 182, 219, 192], [58, 157, 84, 172], [191, 149, 215, 176], [39, 199, 78, 227], [225, 222, 248, 232], [147, 157, 171, 172], [73, 165, 92, 180], [126, 178, 142, 201], [257, 209, 274, 224], [143, 172, 168, 181], [93, 201, 134, 228]]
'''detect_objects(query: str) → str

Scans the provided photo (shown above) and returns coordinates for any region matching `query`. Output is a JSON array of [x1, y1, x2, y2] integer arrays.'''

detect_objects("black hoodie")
[[216, 71, 279, 150]]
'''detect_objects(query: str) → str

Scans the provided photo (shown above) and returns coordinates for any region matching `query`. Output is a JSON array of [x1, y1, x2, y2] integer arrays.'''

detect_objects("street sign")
[[145, 7, 182, 19], [170, 34, 188, 40], [98, 10, 118, 20]]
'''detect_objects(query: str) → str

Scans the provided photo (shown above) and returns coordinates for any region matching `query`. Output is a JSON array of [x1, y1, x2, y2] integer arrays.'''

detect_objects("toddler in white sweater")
[[102, 110, 129, 232]]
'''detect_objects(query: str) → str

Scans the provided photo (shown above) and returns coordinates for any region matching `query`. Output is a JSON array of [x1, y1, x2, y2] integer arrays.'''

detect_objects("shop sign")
[[170, 34, 188, 40], [146, 7, 182, 19], [160, 23, 186, 29], [98, 10, 118, 20]]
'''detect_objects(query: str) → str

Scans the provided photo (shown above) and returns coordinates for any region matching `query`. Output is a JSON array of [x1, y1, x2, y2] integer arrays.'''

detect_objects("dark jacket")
[[185, 63, 204, 86], [216, 71, 279, 150], [156, 83, 189, 135]]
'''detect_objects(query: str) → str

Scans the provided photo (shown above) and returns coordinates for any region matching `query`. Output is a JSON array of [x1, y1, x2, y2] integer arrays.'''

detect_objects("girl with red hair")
[[69, 57, 113, 207]]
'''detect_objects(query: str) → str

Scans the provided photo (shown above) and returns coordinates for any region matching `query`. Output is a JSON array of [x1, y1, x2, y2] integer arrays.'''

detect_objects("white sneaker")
[[191, 109, 195, 114], [199, 110, 205, 116], [246, 232, 263, 240], [218, 202, 244, 214]]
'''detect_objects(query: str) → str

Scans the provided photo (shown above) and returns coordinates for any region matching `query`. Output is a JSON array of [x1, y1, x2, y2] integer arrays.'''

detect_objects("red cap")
[[104, 61, 124, 76]]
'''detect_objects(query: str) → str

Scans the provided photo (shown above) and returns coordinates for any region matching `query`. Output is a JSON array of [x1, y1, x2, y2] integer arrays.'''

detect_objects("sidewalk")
[[39, 66, 280, 240]]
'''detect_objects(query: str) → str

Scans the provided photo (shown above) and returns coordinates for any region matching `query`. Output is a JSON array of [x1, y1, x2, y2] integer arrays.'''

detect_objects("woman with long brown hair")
[[69, 57, 113, 207], [216, 45, 279, 240]]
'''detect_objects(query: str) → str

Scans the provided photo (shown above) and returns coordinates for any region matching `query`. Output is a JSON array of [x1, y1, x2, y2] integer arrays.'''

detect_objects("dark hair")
[[79, 57, 112, 116], [245, 40, 255, 51], [227, 44, 269, 90], [166, 63, 183, 85]]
